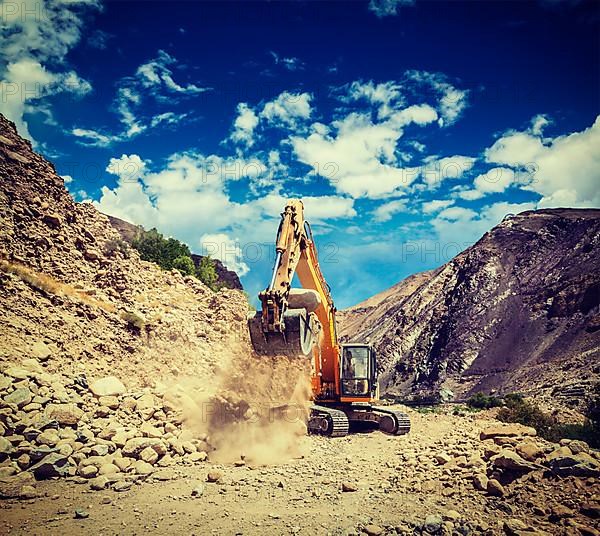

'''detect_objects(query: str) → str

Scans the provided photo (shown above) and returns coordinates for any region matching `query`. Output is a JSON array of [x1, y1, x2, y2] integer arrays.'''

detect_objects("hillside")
[[339, 209, 600, 407], [106, 215, 243, 290]]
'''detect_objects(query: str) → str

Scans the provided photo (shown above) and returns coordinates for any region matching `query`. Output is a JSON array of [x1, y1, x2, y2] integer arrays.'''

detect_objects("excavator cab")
[[340, 344, 378, 399]]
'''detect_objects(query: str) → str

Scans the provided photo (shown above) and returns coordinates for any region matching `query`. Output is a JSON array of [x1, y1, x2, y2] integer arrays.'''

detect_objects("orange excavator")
[[248, 199, 410, 437]]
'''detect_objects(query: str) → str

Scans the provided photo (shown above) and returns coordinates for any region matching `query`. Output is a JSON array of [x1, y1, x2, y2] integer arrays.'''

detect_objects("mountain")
[[105, 214, 243, 290], [338, 209, 600, 408], [0, 113, 249, 387]]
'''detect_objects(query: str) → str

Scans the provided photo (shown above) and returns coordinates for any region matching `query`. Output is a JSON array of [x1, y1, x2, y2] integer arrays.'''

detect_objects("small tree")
[[172, 255, 195, 276], [196, 256, 218, 290]]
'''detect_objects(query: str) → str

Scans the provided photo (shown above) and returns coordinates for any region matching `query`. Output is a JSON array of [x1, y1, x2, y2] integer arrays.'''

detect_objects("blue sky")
[[2, 0, 599, 307]]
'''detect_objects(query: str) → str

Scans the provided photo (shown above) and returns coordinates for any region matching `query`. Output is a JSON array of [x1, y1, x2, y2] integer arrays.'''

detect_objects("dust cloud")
[[165, 343, 312, 465]]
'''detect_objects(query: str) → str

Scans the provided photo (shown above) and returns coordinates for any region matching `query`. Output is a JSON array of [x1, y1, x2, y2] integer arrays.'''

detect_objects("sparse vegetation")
[[131, 228, 220, 290], [0, 259, 115, 313], [103, 238, 130, 258], [120, 310, 146, 332], [496, 390, 600, 447], [466, 392, 504, 410]]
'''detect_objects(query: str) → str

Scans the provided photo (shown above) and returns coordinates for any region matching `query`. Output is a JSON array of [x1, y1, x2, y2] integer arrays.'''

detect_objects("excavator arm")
[[248, 199, 341, 398]]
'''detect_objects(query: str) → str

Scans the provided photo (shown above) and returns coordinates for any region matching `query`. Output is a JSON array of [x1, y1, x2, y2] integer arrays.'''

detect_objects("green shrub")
[[196, 256, 218, 291], [132, 228, 191, 271], [172, 255, 195, 276], [496, 391, 600, 447], [466, 392, 504, 410], [120, 311, 146, 332]]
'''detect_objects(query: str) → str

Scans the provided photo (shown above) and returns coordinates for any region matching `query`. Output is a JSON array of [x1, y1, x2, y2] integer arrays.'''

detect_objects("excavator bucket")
[[248, 308, 318, 357]]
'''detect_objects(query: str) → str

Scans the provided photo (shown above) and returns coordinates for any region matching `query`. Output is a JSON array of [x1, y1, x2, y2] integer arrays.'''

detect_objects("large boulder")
[[547, 452, 600, 478], [28, 453, 71, 479], [480, 424, 537, 440], [45, 403, 84, 426], [89, 376, 126, 397], [122, 437, 166, 458], [490, 449, 540, 472], [4, 387, 32, 408]]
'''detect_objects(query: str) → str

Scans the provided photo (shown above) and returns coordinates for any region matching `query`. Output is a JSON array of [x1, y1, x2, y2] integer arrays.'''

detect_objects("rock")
[[134, 460, 154, 475], [89, 377, 126, 397], [487, 478, 505, 497], [43, 213, 62, 227], [84, 248, 101, 261], [37, 429, 60, 447], [31, 341, 52, 361], [490, 449, 539, 472], [580, 502, 600, 519], [29, 453, 71, 479], [207, 470, 223, 483], [549, 505, 574, 520], [503, 518, 532, 535], [45, 404, 84, 426], [98, 396, 119, 409], [188, 451, 207, 463], [0, 472, 36, 499], [568, 439, 590, 454], [122, 437, 165, 458], [74, 508, 89, 519], [423, 514, 443, 534], [140, 446, 159, 465], [78, 465, 98, 478], [90, 476, 109, 490], [480, 424, 537, 440], [4, 388, 32, 408], [473, 473, 488, 491], [112, 481, 132, 492], [140, 422, 162, 438], [342, 481, 358, 492], [443, 510, 461, 521], [4, 367, 30, 380], [98, 463, 119, 475], [113, 457, 131, 471], [547, 452, 600, 477], [20, 484, 37, 499], [363, 524, 384, 536], [516, 441, 544, 462], [90, 444, 109, 457], [16, 454, 30, 470], [191, 483, 205, 497], [435, 453, 451, 465], [0, 437, 14, 457], [546, 445, 572, 460]]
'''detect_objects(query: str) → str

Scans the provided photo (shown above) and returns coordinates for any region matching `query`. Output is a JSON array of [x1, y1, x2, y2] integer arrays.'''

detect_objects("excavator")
[[248, 199, 410, 437]]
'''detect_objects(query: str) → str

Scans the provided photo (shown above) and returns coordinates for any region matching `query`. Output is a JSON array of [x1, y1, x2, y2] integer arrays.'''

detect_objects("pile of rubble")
[[0, 366, 215, 499]]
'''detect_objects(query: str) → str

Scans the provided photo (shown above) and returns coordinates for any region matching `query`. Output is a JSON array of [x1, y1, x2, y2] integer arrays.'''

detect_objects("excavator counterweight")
[[248, 199, 411, 437]]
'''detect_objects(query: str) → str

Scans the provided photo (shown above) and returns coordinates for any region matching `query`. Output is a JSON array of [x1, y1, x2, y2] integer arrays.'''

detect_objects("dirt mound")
[[339, 209, 600, 407]]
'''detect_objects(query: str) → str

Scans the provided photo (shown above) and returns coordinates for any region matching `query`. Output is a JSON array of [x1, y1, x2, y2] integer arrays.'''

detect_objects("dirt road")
[[2, 409, 598, 536]]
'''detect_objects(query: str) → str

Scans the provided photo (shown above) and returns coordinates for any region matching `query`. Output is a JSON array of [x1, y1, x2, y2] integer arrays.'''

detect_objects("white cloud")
[[0, 0, 97, 140], [106, 154, 147, 182], [485, 115, 600, 207], [291, 110, 436, 198], [530, 114, 551, 136], [420, 155, 476, 188], [373, 199, 409, 222], [199, 233, 249, 277], [269, 52, 305, 71], [136, 50, 210, 95], [73, 50, 207, 147], [339, 80, 403, 119], [229, 103, 259, 147], [260, 91, 312, 129], [368, 0, 415, 17], [406, 71, 469, 127], [437, 206, 477, 222], [473, 167, 515, 193], [422, 199, 455, 214]]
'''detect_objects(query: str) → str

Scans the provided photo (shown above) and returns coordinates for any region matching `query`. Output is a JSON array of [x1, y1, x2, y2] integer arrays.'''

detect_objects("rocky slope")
[[339, 209, 600, 406], [106, 215, 243, 290]]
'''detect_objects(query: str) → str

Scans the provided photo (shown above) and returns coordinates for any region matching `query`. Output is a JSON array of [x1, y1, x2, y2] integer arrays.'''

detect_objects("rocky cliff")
[[0, 114, 249, 387], [339, 209, 600, 407], [106, 215, 243, 290]]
